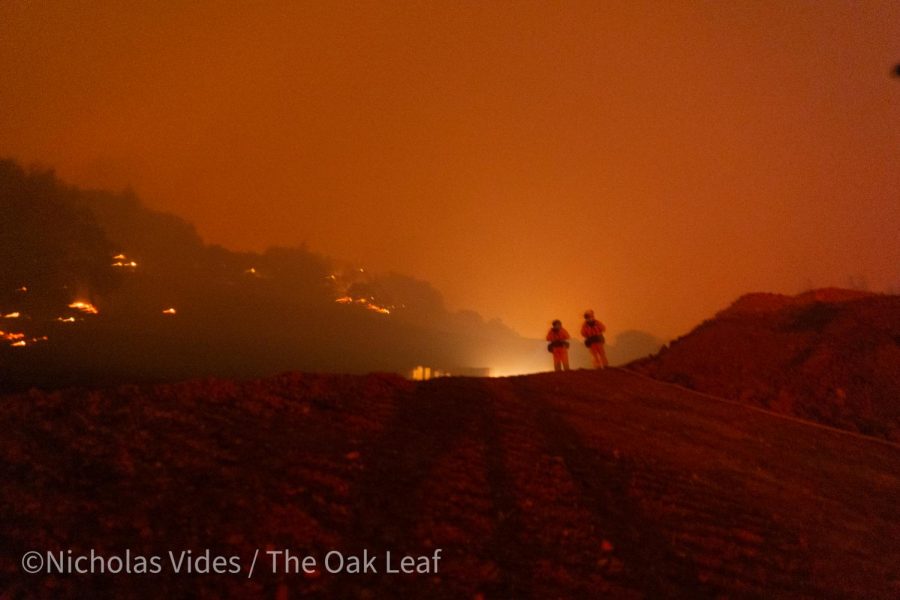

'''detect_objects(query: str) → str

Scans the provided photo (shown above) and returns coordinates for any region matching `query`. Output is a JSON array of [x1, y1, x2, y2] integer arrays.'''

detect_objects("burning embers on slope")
[[112, 253, 138, 269], [329, 267, 404, 316], [68, 301, 99, 315], [334, 296, 392, 315], [1, 330, 47, 348], [1, 309, 45, 347]]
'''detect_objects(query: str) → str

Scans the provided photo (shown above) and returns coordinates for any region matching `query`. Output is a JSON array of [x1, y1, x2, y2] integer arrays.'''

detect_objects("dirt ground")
[[2, 369, 899, 598]]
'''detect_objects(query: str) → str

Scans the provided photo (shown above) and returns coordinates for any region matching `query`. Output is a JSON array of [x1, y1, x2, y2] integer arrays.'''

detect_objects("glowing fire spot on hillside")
[[334, 296, 391, 315], [112, 253, 138, 268], [162, 308, 177, 315], [2, 326, 49, 346], [69, 301, 99, 315], [3, 312, 21, 319], [57, 317, 77, 323], [365, 302, 391, 315], [0, 330, 45, 347]]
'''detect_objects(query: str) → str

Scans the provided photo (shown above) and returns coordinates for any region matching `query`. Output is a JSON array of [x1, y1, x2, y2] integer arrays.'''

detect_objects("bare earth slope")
[[2, 369, 899, 598], [630, 290, 900, 441]]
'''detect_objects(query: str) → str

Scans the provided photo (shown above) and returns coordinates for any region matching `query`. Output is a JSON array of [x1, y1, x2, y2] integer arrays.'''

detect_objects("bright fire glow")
[[16, 286, 27, 293], [1, 330, 30, 346], [3, 312, 20, 318], [162, 308, 177, 315], [68, 301, 99, 315], [57, 317, 77, 323], [3, 329, 49, 347], [334, 296, 391, 314], [112, 253, 137, 268], [2, 328, 51, 347]]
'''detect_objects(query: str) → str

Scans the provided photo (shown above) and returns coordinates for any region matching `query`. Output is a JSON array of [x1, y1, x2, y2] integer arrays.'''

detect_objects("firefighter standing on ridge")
[[546, 319, 571, 371], [581, 309, 608, 369]]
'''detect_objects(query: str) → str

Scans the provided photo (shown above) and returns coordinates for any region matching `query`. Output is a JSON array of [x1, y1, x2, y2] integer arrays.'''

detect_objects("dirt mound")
[[630, 290, 900, 441], [2, 369, 899, 598]]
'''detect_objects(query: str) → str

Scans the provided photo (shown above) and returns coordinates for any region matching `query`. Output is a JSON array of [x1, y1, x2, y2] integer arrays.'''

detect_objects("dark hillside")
[[630, 290, 900, 441], [2, 369, 898, 598], [0, 160, 546, 389]]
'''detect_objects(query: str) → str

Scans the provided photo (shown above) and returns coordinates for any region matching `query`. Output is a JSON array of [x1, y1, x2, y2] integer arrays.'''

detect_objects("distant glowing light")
[[412, 366, 431, 381], [57, 317, 77, 323], [11, 340, 26, 347], [113, 254, 126, 260], [411, 366, 448, 380], [162, 308, 177, 315], [16, 286, 27, 293], [335, 296, 353, 304], [68, 301, 99, 315], [3, 312, 21, 318]]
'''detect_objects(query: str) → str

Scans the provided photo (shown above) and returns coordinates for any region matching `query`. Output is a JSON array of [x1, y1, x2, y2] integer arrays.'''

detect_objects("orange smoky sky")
[[1, 1, 898, 341]]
